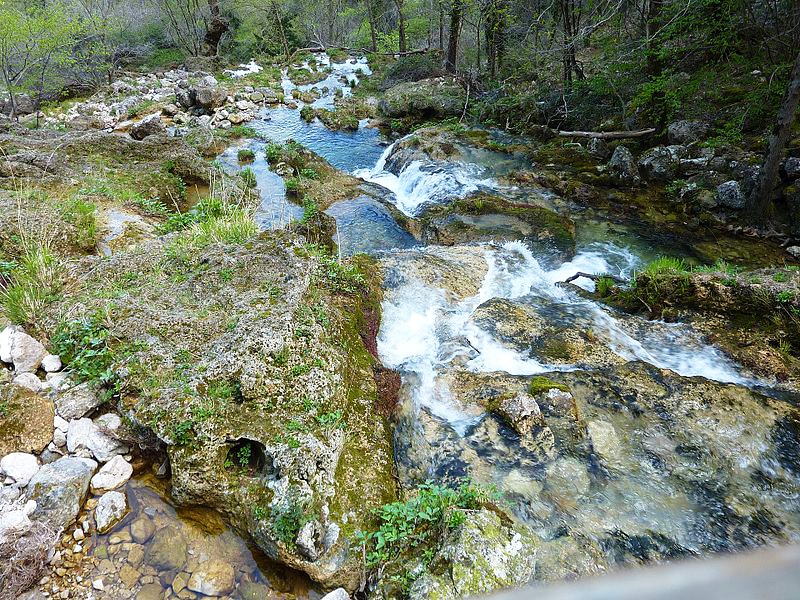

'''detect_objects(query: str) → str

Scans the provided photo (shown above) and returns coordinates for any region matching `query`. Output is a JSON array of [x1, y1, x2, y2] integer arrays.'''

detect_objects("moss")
[[528, 376, 570, 395]]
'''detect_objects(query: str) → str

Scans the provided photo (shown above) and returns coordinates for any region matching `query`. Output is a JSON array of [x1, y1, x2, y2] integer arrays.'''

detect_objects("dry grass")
[[0, 520, 59, 600]]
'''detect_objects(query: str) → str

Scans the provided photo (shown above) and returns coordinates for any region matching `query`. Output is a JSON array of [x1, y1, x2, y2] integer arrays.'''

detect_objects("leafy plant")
[[50, 316, 119, 399], [357, 481, 500, 572], [237, 148, 256, 162], [241, 167, 258, 188]]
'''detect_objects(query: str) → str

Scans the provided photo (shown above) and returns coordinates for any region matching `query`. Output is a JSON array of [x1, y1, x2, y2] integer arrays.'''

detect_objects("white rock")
[[0, 452, 40, 486], [41, 354, 62, 373], [0, 509, 32, 543], [67, 418, 129, 463], [92, 579, 104, 591], [53, 429, 67, 448], [54, 415, 69, 432], [10, 330, 47, 373], [95, 490, 127, 533], [46, 371, 71, 391], [90, 455, 133, 493], [0, 326, 16, 363], [56, 383, 103, 420], [321, 589, 350, 600], [13, 372, 43, 393]]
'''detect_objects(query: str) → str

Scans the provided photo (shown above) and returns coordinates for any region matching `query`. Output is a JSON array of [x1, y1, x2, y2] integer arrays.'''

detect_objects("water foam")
[[378, 241, 750, 431], [356, 141, 495, 216]]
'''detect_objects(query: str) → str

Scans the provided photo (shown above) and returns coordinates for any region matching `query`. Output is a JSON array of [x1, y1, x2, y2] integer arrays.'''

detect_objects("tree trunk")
[[202, 0, 229, 56], [438, 0, 445, 51], [748, 51, 800, 220], [446, 0, 465, 72], [271, 0, 291, 59], [486, 0, 508, 78], [366, 0, 378, 52], [395, 0, 407, 53], [646, 0, 662, 77]]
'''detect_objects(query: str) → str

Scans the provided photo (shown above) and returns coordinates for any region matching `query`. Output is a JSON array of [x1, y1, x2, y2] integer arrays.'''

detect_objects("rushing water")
[[205, 52, 800, 587]]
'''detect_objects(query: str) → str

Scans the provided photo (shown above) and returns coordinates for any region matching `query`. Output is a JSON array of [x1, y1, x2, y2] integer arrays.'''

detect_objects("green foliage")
[[50, 316, 119, 399], [142, 47, 185, 70], [237, 149, 256, 162], [241, 167, 257, 188], [300, 105, 315, 122], [59, 198, 97, 250], [127, 99, 157, 118], [776, 291, 795, 304], [595, 276, 615, 298], [357, 481, 500, 571], [300, 197, 318, 224], [228, 125, 258, 139], [285, 177, 300, 194], [304, 244, 365, 293], [0, 241, 63, 326], [270, 495, 315, 545]]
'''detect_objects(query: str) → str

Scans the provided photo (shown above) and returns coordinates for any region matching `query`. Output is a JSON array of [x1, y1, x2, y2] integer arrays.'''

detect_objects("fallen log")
[[557, 128, 656, 140], [563, 272, 627, 285]]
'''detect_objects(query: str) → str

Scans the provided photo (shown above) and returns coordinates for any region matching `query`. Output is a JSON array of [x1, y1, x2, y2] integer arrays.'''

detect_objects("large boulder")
[[27, 456, 96, 529], [130, 114, 165, 140], [406, 509, 539, 600], [667, 120, 710, 144], [638, 145, 686, 181], [716, 180, 746, 209], [607, 145, 639, 184], [379, 77, 466, 120], [0, 383, 54, 455], [194, 85, 227, 110], [0, 452, 39, 486]]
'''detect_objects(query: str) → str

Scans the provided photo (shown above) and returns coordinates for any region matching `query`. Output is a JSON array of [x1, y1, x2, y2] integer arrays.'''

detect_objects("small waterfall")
[[378, 241, 750, 430], [355, 138, 495, 216]]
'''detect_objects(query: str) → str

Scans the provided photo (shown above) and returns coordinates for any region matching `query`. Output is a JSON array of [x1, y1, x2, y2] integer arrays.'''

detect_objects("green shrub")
[[357, 481, 500, 572], [237, 149, 256, 162], [50, 317, 119, 399], [285, 177, 300, 194], [0, 243, 64, 326], [300, 105, 315, 122], [241, 167, 258, 188]]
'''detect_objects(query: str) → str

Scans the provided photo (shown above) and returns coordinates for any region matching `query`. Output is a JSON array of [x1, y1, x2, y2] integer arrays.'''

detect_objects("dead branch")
[[557, 128, 656, 139], [563, 271, 627, 285]]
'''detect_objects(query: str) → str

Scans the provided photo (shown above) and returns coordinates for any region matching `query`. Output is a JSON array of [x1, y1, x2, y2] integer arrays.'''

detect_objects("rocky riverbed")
[[1, 50, 800, 600]]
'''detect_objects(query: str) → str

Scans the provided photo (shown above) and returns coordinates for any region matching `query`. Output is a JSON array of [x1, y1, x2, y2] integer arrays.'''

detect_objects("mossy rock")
[[46, 231, 396, 590], [379, 77, 466, 121], [0, 383, 54, 456]]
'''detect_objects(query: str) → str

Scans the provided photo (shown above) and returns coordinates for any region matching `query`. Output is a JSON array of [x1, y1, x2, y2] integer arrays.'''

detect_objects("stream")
[[91, 54, 800, 598]]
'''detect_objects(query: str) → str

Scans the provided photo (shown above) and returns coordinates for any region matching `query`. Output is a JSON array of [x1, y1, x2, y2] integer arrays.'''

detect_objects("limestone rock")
[[95, 490, 128, 533], [131, 516, 155, 543], [41, 354, 62, 372], [0, 383, 54, 455], [90, 455, 133, 493], [12, 372, 43, 393], [667, 120, 709, 144], [638, 145, 685, 181], [28, 456, 97, 528], [586, 419, 623, 469], [490, 392, 545, 436], [321, 589, 350, 600], [408, 509, 539, 600], [607, 145, 639, 184], [57, 382, 103, 420], [0, 325, 15, 363], [717, 180, 746, 209], [380, 77, 466, 120], [785, 156, 800, 181], [187, 559, 235, 596], [146, 526, 188, 570], [67, 417, 129, 462], [130, 114, 165, 140], [0, 451, 39, 485], [10, 330, 47, 373]]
